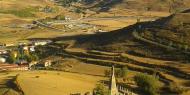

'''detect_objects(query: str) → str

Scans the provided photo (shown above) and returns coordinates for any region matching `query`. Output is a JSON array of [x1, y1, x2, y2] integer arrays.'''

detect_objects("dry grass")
[[63, 49, 190, 87], [86, 19, 135, 31], [53, 58, 110, 76], [89, 8, 170, 18], [0, 71, 107, 95], [17, 71, 106, 95], [86, 9, 170, 31]]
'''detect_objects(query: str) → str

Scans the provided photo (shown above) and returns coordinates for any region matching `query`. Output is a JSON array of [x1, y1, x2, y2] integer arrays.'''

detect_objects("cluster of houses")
[[0, 40, 53, 71], [0, 63, 29, 71]]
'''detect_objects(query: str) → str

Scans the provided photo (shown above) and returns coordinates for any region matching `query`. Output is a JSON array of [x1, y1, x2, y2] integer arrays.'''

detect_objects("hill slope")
[[67, 0, 190, 12], [55, 11, 190, 61]]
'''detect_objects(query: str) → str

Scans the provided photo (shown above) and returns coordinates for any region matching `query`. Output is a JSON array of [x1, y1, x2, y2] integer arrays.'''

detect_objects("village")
[[0, 40, 53, 71], [1, 0, 190, 95]]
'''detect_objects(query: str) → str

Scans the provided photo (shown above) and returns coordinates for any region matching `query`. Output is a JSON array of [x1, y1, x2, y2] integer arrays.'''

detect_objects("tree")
[[121, 66, 128, 81], [115, 69, 122, 78], [184, 45, 188, 51], [104, 67, 128, 79], [55, 15, 65, 20], [75, 8, 82, 13], [169, 41, 173, 47], [93, 83, 109, 95], [26, 53, 39, 62], [134, 73, 161, 95], [7, 51, 18, 63]]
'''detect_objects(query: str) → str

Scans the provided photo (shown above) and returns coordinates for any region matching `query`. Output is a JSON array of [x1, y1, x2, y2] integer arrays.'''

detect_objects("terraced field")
[[48, 11, 190, 94], [52, 46, 190, 91]]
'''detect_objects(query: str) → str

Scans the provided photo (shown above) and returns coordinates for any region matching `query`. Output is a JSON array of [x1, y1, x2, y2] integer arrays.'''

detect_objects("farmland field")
[[0, 71, 107, 95]]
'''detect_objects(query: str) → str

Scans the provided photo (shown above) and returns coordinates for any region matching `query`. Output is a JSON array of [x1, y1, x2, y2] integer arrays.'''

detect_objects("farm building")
[[0, 63, 29, 71]]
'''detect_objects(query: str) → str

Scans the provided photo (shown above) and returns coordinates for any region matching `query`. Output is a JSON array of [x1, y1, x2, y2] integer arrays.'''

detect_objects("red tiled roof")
[[0, 63, 28, 70]]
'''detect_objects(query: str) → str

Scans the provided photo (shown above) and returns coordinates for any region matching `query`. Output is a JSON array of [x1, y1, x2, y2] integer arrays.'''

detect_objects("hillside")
[[54, 10, 190, 61], [59, 0, 190, 12], [0, 0, 81, 44], [47, 11, 190, 94], [116, 0, 190, 12], [0, 1, 190, 94]]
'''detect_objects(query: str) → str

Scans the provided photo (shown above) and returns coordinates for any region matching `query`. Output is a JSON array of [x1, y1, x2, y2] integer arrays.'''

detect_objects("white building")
[[5, 43, 14, 47], [23, 46, 29, 51], [0, 57, 6, 63], [29, 46, 35, 52], [65, 16, 71, 21], [0, 63, 29, 71], [32, 40, 52, 46], [44, 60, 52, 67], [0, 50, 8, 54]]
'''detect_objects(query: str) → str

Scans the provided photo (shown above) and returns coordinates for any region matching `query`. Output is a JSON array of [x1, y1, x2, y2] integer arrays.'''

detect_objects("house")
[[18, 44, 35, 52], [32, 40, 52, 46], [18, 64, 29, 70], [0, 63, 18, 71], [34, 41, 47, 46], [16, 60, 28, 65], [44, 60, 52, 67], [0, 63, 28, 71], [23, 46, 29, 51], [18, 42, 27, 46], [95, 29, 107, 33], [29, 46, 35, 52], [5, 43, 14, 47], [0, 50, 8, 54], [37, 59, 52, 67], [65, 16, 71, 21], [0, 57, 6, 63]]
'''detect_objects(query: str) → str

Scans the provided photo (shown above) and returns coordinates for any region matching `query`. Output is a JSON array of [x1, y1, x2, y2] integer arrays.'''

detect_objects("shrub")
[[121, 66, 128, 81], [35, 76, 40, 78], [26, 53, 39, 62], [55, 15, 65, 20], [7, 51, 18, 63], [134, 73, 161, 95], [75, 8, 82, 13], [104, 66, 128, 80], [93, 83, 109, 95], [58, 0, 78, 7], [84, 92, 90, 95]]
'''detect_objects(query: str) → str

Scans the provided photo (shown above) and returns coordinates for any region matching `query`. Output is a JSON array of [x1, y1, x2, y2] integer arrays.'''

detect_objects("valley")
[[0, 0, 190, 95]]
